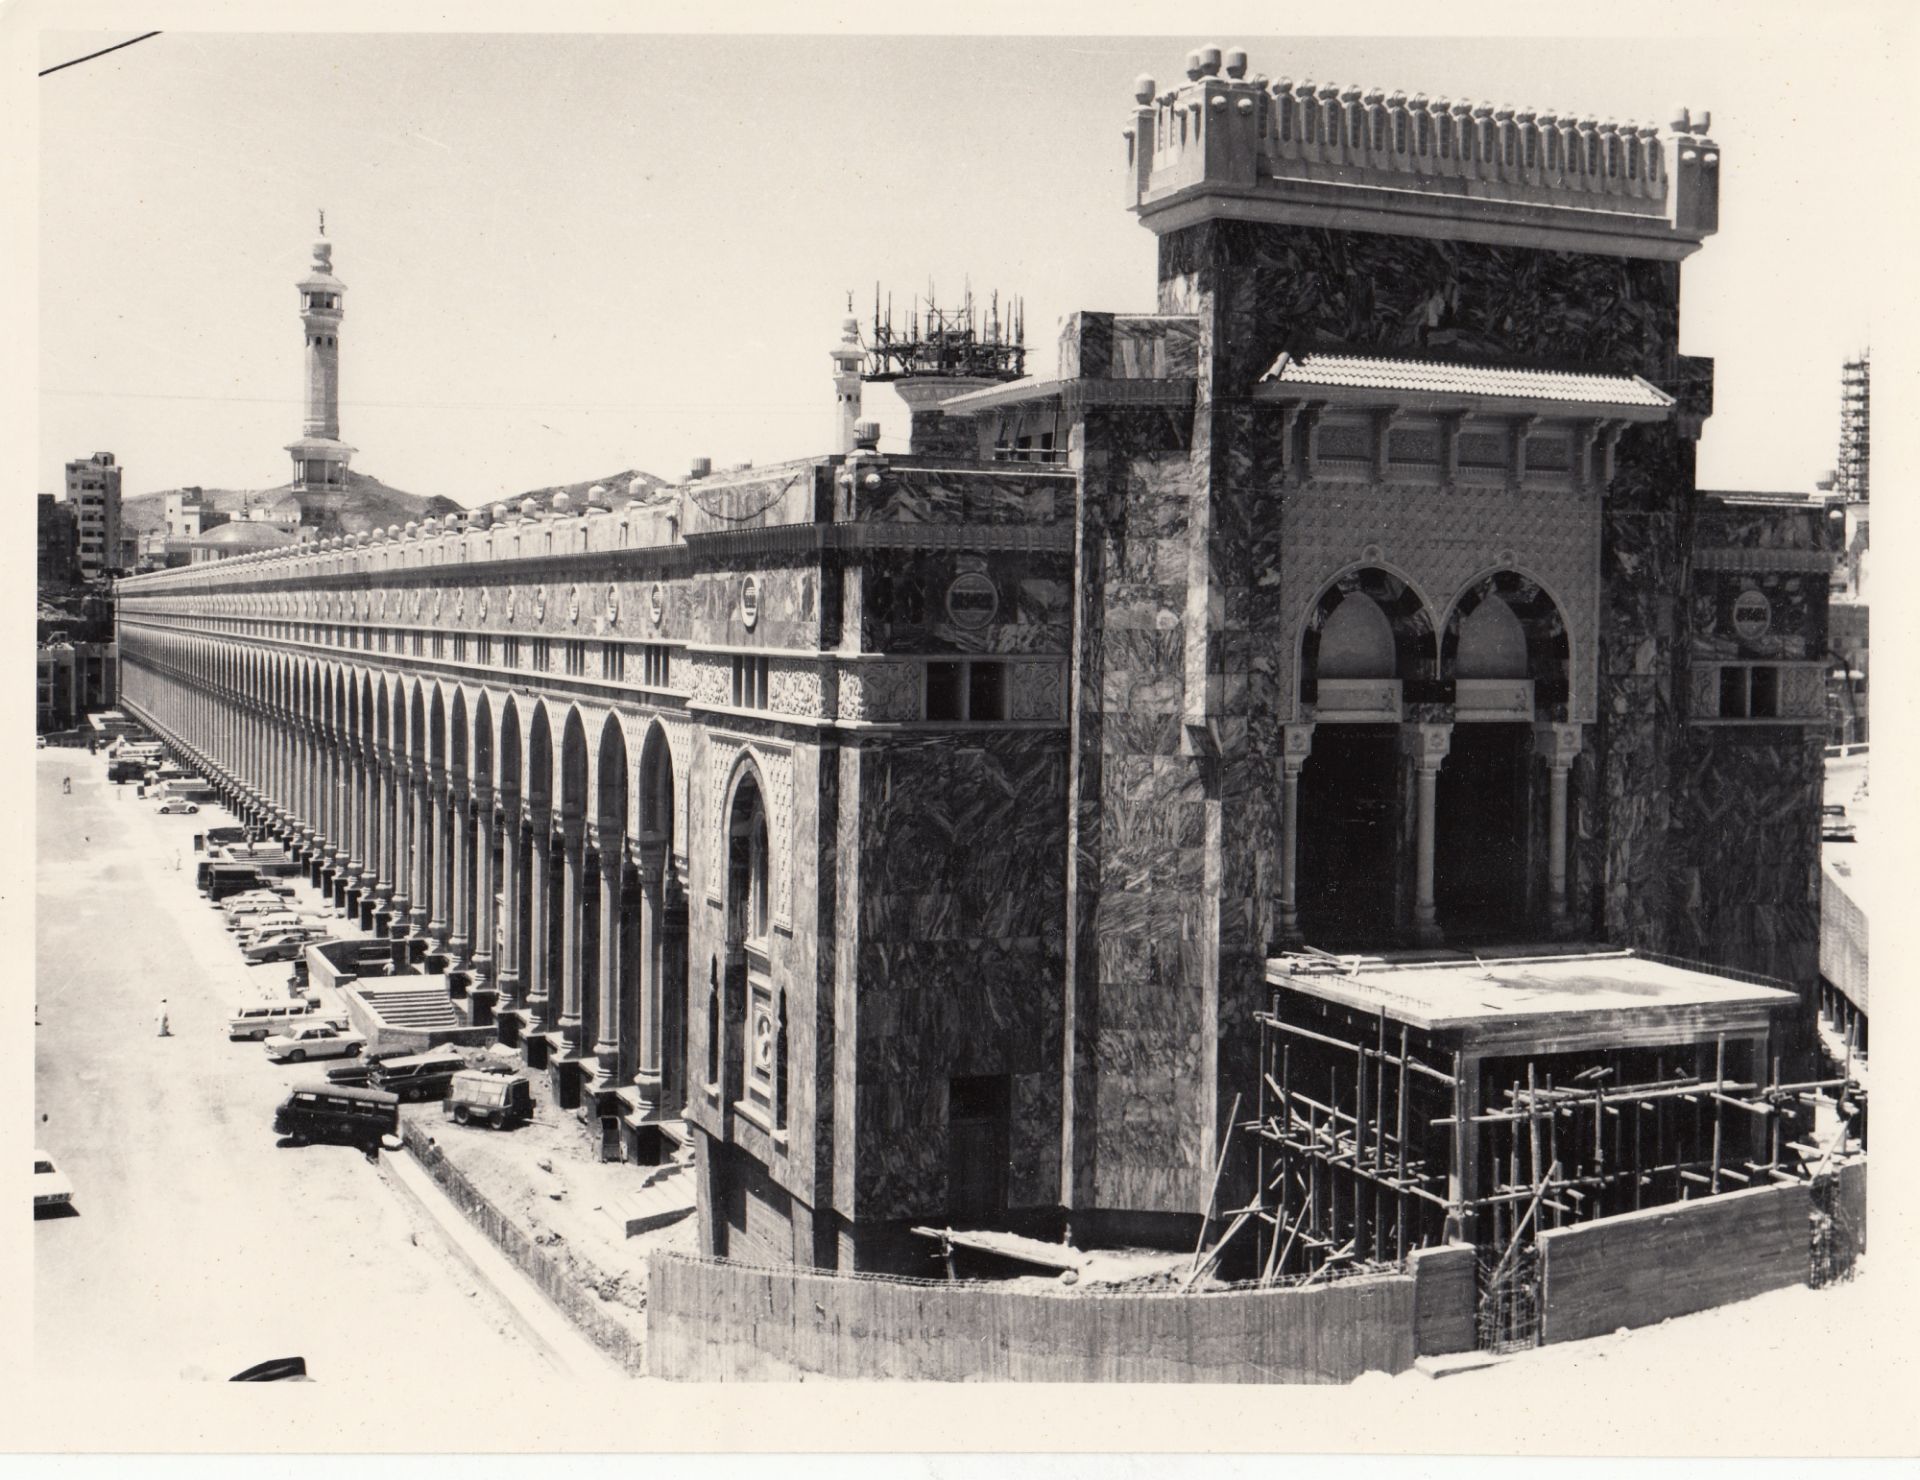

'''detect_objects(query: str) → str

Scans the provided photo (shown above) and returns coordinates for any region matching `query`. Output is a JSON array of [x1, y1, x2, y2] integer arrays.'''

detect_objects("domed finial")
[[626, 475, 651, 500], [1133, 74, 1156, 105], [1224, 48, 1248, 79], [1197, 46, 1222, 78], [1185, 51, 1203, 82]]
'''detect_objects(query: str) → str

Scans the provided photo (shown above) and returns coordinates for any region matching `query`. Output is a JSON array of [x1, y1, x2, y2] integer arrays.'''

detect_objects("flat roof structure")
[[1267, 949, 1795, 1056]]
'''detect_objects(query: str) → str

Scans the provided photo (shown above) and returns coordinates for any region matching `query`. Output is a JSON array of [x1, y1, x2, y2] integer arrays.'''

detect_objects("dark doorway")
[[1435, 723, 1533, 940], [947, 1074, 1010, 1224], [1296, 724, 1399, 949]]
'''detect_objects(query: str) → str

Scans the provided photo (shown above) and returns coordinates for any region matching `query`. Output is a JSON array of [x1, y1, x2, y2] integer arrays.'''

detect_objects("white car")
[[262, 1022, 366, 1063], [33, 1150, 74, 1211], [156, 798, 199, 815], [242, 929, 328, 963]]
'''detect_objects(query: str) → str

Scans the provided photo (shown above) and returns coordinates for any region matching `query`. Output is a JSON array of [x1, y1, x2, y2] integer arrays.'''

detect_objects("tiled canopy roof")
[[1262, 353, 1673, 408]]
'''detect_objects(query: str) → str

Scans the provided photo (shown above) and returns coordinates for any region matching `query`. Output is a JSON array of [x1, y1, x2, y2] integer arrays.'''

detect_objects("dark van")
[[368, 1050, 466, 1103], [272, 1083, 399, 1148]]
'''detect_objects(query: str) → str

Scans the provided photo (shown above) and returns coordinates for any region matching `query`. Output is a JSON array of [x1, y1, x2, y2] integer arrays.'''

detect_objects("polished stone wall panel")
[[855, 550, 1072, 656]]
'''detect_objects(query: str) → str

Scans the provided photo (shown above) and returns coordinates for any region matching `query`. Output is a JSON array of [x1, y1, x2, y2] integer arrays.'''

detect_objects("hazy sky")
[[33, 23, 1902, 506]]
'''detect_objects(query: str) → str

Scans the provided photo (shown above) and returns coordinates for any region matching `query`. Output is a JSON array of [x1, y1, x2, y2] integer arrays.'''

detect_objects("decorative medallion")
[[412, 588, 424, 619], [752, 1004, 775, 1073], [740, 575, 760, 631], [649, 582, 665, 627], [479, 590, 490, 622], [505, 588, 515, 621], [434, 588, 444, 619], [606, 583, 620, 627], [455, 589, 466, 621], [567, 585, 580, 626], [945, 571, 999, 630], [534, 586, 547, 622], [1732, 589, 1773, 641]]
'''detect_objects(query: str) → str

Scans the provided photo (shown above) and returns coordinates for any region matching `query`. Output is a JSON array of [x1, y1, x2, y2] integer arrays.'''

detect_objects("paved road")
[[34, 750, 554, 1383]]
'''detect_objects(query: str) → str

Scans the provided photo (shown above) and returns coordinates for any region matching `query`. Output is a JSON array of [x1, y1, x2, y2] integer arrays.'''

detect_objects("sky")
[[29, 19, 1907, 507]]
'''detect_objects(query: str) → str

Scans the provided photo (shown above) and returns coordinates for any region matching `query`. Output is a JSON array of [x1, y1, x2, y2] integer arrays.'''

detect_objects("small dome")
[[403, 520, 418, 538], [491, 502, 511, 522], [519, 498, 539, 519], [386, 523, 401, 539], [626, 476, 651, 499], [552, 491, 573, 515], [444, 512, 462, 531], [1133, 74, 1156, 104]]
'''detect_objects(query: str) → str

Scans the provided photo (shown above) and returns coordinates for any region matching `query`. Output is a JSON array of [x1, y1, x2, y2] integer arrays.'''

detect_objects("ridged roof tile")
[[1263, 353, 1672, 407]]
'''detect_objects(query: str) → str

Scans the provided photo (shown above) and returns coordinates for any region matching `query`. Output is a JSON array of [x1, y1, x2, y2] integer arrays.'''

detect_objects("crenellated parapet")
[[1126, 43, 1719, 258]]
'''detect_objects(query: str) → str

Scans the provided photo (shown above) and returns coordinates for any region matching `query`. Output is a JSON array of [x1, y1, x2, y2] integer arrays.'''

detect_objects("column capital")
[[1282, 721, 1315, 775], [1533, 720, 1584, 769], [1401, 720, 1452, 769]]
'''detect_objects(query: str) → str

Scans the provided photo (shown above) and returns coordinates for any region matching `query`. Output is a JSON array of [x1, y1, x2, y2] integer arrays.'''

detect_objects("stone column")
[[408, 761, 431, 939], [1277, 724, 1314, 945], [524, 808, 550, 1028], [471, 786, 496, 989], [634, 843, 667, 1116], [392, 761, 415, 934], [495, 796, 522, 1011], [559, 815, 586, 1051], [445, 781, 469, 968], [1406, 721, 1452, 947], [1535, 722, 1584, 936], [594, 832, 625, 1071]]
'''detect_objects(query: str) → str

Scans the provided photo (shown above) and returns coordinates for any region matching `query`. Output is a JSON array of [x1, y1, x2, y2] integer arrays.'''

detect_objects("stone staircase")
[[596, 1160, 696, 1239], [353, 982, 464, 1031]]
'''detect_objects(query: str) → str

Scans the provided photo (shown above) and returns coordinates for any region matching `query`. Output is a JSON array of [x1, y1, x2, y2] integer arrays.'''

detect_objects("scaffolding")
[[864, 282, 1026, 384], [1245, 951, 1867, 1346], [1836, 351, 1869, 502]]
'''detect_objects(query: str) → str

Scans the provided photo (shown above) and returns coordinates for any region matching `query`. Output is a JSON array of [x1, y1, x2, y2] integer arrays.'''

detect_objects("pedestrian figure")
[[62, 777, 71, 795], [157, 999, 172, 1038]]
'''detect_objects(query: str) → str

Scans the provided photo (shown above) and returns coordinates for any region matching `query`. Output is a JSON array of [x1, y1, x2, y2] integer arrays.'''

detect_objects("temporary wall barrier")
[[646, 1250, 1444, 1383]]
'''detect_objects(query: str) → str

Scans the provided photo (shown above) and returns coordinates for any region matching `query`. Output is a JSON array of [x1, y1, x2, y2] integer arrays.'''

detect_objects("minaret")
[[285, 213, 355, 491], [830, 308, 864, 454]]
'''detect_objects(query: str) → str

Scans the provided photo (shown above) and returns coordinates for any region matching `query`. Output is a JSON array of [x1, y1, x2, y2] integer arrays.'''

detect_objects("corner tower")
[[286, 216, 354, 491]]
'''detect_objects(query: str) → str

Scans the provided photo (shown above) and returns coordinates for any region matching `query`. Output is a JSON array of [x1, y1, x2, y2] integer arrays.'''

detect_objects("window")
[[1719, 664, 1780, 719], [926, 659, 1007, 721], [602, 643, 624, 682], [412, 631, 425, 656], [452, 633, 468, 663], [430, 632, 444, 659], [531, 638, 551, 672], [565, 640, 587, 677], [731, 654, 769, 709], [475, 634, 492, 666], [501, 636, 519, 669], [642, 644, 670, 689], [706, 960, 720, 1087]]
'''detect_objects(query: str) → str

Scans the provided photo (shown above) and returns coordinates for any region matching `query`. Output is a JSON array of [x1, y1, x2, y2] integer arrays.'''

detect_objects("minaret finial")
[[318, 208, 326, 237]]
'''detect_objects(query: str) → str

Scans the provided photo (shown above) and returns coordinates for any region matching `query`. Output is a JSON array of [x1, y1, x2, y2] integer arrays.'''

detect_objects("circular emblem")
[[606, 584, 620, 627], [649, 583, 665, 627], [740, 576, 760, 631], [752, 1008, 775, 1071], [534, 587, 547, 622], [1731, 589, 1773, 640], [945, 571, 999, 630], [567, 585, 580, 626]]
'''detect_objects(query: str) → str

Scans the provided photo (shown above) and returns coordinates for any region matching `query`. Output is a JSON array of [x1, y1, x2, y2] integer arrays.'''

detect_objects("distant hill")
[[496, 469, 674, 513], [122, 470, 463, 541], [123, 467, 673, 539]]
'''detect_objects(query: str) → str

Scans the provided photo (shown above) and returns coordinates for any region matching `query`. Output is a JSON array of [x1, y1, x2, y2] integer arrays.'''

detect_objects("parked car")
[[243, 930, 328, 964], [368, 1050, 467, 1104], [228, 1000, 333, 1041], [228, 909, 309, 936], [203, 826, 249, 848], [1821, 804, 1857, 843], [221, 890, 295, 915], [273, 1083, 398, 1148], [263, 1023, 366, 1063], [33, 1149, 75, 1211], [237, 924, 325, 955], [156, 798, 200, 815], [325, 1048, 417, 1088], [443, 1071, 533, 1130]]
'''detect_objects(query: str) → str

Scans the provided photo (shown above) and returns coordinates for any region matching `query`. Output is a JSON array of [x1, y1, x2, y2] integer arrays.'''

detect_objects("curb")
[[379, 1137, 629, 1379]]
